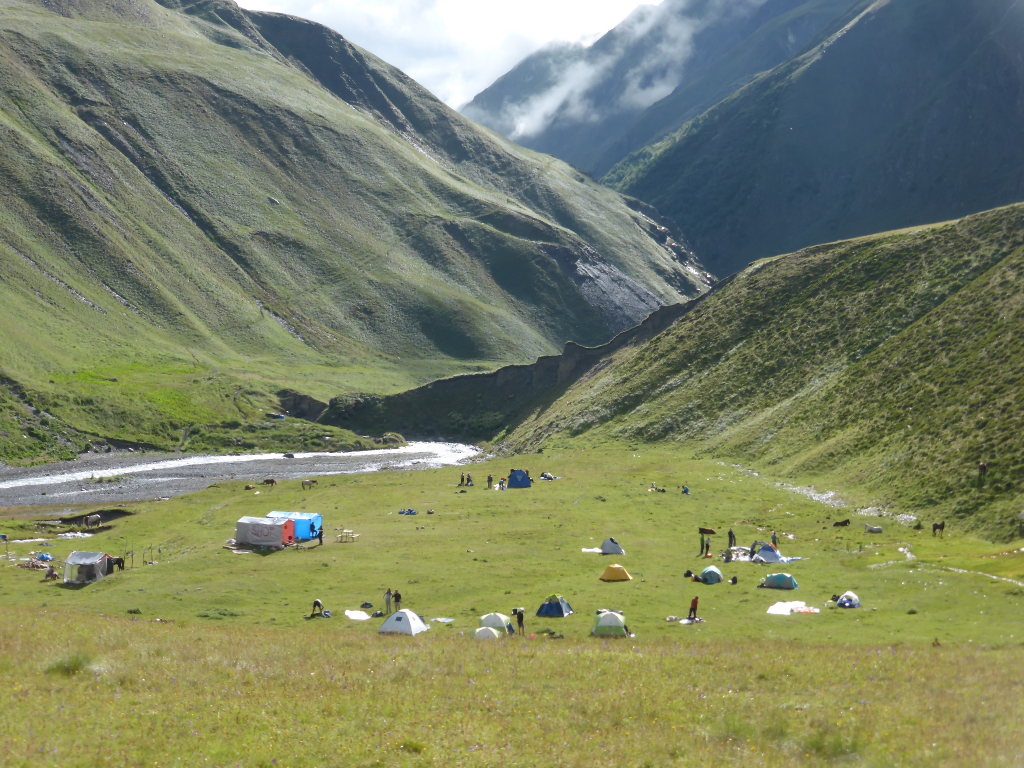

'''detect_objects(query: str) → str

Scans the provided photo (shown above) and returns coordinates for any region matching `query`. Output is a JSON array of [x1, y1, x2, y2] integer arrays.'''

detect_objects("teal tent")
[[700, 565, 724, 584], [760, 573, 799, 590]]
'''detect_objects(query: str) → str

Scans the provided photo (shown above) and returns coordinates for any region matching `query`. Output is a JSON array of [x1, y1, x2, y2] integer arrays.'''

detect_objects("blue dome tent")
[[507, 469, 532, 488], [536, 595, 574, 617]]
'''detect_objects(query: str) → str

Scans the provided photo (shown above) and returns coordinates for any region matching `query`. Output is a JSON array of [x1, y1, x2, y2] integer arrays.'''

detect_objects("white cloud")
[[238, 0, 657, 107]]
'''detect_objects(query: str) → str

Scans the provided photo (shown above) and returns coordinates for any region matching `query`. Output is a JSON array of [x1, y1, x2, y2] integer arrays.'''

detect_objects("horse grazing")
[[85, 513, 102, 529], [261, 478, 277, 488], [110, 557, 125, 571], [301, 479, 318, 490], [932, 521, 945, 537], [833, 519, 851, 527], [864, 524, 883, 534]]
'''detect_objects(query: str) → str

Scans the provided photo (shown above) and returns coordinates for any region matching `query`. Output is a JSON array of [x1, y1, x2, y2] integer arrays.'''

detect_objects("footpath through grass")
[[2, 445, 1022, 766]]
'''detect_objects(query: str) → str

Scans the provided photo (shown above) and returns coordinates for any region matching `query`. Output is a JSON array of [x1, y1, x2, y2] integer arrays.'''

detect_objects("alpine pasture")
[[2, 445, 1022, 767]]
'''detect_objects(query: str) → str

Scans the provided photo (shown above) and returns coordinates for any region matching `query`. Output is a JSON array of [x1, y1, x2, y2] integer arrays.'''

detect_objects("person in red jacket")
[[688, 595, 699, 621]]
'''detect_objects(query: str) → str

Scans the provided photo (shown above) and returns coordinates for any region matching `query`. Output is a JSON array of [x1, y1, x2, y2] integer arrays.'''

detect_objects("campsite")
[[2, 445, 1022, 766]]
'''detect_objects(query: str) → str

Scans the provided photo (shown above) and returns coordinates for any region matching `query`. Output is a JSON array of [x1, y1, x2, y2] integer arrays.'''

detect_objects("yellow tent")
[[599, 563, 632, 582]]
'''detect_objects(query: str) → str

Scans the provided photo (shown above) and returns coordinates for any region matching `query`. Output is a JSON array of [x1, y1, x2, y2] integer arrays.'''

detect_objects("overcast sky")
[[238, 1, 659, 108]]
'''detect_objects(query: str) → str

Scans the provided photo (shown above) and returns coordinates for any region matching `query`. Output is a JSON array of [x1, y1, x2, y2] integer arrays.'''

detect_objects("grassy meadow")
[[2, 445, 1022, 766]]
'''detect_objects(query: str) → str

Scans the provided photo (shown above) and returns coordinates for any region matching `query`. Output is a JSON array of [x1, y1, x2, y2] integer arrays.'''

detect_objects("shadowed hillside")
[[327, 205, 1024, 539], [609, 0, 1024, 275], [0, 0, 709, 460]]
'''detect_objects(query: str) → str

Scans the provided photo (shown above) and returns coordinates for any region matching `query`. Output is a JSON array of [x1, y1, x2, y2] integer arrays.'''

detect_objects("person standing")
[[728, 528, 736, 549], [393, 589, 402, 612], [703, 537, 711, 557], [316, 525, 324, 547], [771, 530, 779, 549], [384, 588, 393, 614], [698, 532, 705, 557], [687, 595, 699, 621], [515, 608, 525, 635], [487, 474, 494, 489]]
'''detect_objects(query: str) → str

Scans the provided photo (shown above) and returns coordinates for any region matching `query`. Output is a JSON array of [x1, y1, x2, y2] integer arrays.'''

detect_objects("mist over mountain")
[[463, 0, 867, 177], [466, 0, 1024, 278], [0, 0, 709, 460]]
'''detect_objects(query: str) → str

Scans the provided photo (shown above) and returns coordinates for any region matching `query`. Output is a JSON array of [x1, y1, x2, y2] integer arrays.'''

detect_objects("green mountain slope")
[[609, 0, 1024, 275], [0, 0, 709, 460], [329, 205, 1024, 538]]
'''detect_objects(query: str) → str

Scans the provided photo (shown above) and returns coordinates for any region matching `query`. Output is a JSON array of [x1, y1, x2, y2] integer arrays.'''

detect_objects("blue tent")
[[267, 511, 323, 541], [536, 595, 574, 617], [508, 469, 532, 488]]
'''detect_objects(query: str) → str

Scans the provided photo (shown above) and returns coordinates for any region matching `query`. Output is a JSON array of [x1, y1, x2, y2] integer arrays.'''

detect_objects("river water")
[[0, 442, 480, 508]]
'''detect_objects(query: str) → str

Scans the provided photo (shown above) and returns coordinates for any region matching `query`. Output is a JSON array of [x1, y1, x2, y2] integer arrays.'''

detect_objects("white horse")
[[301, 479, 318, 490], [85, 514, 101, 528]]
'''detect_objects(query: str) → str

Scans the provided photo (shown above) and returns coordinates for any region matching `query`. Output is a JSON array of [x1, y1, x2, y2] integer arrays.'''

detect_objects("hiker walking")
[[978, 461, 988, 486], [316, 525, 324, 546], [459, 472, 465, 486], [384, 588, 393, 614], [393, 589, 402, 612]]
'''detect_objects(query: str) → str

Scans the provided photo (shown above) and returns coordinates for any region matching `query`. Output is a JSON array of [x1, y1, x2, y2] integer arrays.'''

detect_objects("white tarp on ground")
[[767, 601, 820, 615], [344, 610, 372, 621]]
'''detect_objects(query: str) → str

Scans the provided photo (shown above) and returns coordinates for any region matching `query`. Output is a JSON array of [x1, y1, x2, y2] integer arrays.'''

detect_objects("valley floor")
[[1, 444, 1021, 766]]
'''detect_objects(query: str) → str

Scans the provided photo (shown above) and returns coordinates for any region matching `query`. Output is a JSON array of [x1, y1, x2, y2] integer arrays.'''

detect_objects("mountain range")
[[466, 0, 1024, 277], [0, 0, 708, 459]]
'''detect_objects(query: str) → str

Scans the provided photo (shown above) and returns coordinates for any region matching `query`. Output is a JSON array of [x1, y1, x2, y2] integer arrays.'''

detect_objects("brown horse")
[[262, 478, 277, 488], [932, 521, 945, 537]]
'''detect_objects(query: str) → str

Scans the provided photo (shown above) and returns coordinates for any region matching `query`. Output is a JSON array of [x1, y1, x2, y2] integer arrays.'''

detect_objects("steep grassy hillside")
[[609, 0, 1024, 275], [0, 0, 709, 461], [333, 205, 1023, 538], [502, 205, 1024, 538], [464, 0, 866, 177]]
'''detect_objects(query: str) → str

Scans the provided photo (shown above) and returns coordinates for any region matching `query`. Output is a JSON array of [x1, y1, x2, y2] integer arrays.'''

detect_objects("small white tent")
[[479, 612, 513, 634], [600, 537, 625, 555], [474, 627, 502, 641], [591, 610, 630, 637], [379, 609, 430, 635]]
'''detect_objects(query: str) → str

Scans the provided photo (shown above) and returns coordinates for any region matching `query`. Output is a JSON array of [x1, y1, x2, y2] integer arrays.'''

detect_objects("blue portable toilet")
[[508, 469, 532, 488], [267, 511, 324, 541]]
